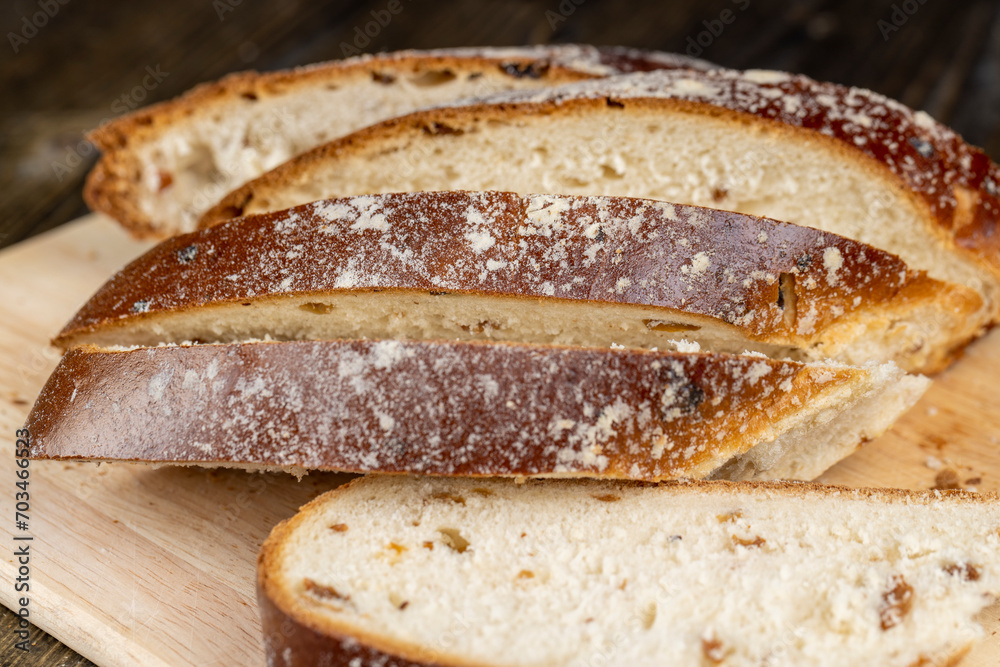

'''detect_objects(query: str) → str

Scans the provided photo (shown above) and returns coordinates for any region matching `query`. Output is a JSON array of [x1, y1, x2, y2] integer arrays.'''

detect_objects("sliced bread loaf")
[[84, 46, 707, 238], [25, 339, 926, 481], [259, 475, 1000, 667], [55, 191, 980, 373], [201, 68, 1000, 336]]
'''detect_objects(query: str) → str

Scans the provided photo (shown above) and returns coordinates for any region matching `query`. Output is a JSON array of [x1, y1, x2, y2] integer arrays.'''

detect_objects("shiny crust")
[[257, 476, 995, 667], [27, 339, 863, 480], [54, 191, 982, 372], [201, 68, 1000, 290], [83, 46, 709, 238]]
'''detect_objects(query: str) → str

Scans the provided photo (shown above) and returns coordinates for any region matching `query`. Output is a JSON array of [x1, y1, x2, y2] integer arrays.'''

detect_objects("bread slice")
[[202, 68, 1000, 338], [259, 475, 1000, 667], [55, 191, 980, 373], [24, 339, 926, 481], [84, 46, 708, 239]]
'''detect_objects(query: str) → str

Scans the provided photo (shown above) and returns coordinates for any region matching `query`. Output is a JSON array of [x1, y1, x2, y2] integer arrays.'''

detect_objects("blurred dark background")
[[1, 0, 999, 663], [1, 0, 999, 253]]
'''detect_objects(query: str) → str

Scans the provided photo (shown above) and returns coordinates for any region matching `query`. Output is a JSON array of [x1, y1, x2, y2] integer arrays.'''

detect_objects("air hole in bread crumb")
[[299, 302, 335, 315], [240, 92, 258, 101], [329, 523, 348, 532], [410, 70, 457, 86], [778, 273, 797, 327], [460, 320, 502, 334], [500, 62, 547, 79], [371, 72, 396, 84], [600, 163, 625, 180], [711, 187, 728, 202], [592, 494, 621, 502], [516, 570, 535, 579], [640, 602, 657, 630], [430, 493, 466, 505], [422, 121, 464, 136], [471, 488, 494, 497], [438, 528, 470, 553], [643, 320, 700, 333]]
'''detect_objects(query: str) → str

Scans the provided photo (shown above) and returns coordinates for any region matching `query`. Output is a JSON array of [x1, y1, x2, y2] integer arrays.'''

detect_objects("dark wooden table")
[[2, 0, 998, 664]]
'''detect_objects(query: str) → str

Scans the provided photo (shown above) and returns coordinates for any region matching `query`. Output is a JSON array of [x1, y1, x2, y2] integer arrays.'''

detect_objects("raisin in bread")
[[258, 476, 1000, 666]]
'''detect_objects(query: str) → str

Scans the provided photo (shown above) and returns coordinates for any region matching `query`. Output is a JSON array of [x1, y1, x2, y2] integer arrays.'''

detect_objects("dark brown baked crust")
[[83, 46, 709, 238], [257, 476, 995, 667], [201, 68, 1000, 289], [26, 339, 863, 480], [55, 191, 981, 372]]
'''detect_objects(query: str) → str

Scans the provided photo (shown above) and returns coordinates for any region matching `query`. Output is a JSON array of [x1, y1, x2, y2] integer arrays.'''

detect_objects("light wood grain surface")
[[0, 215, 998, 666]]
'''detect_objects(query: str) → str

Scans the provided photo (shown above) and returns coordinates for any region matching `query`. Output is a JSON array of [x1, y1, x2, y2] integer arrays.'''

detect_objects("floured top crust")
[[27, 338, 862, 480], [57, 191, 977, 366], [443, 68, 1000, 271]]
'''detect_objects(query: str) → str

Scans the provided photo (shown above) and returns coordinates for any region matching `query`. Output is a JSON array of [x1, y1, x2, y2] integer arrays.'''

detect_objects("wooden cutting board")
[[1, 215, 998, 666]]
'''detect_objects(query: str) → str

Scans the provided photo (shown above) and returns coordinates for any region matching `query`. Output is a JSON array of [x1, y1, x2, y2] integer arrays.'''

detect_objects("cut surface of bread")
[[25, 339, 926, 481], [56, 191, 981, 373], [202, 68, 1000, 337], [259, 476, 1000, 667], [84, 45, 708, 238]]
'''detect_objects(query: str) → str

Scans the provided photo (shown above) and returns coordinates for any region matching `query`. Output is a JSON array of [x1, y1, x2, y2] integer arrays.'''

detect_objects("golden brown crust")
[[259, 479, 499, 667], [83, 46, 708, 239], [257, 476, 998, 667], [259, 567, 456, 667], [26, 339, 867, 480], [54, 191, 982, 373], [201, 68, 1000, 296]]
